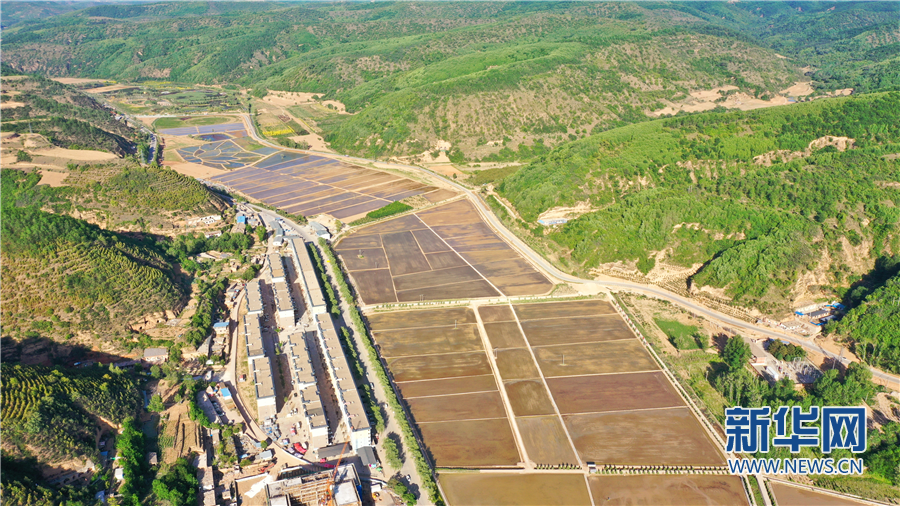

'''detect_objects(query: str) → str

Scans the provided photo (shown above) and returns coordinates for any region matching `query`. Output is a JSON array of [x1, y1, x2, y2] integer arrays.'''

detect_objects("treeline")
[[0, 453, 100, 506], [314, 239, 445, 505], [0, 75, 138, 156], [161, 231, 253, 261], [831, 268, 900, 374], [712, 337, 899, 492], [101, 164, 224, 213], [182, 277, 227, 349], [350, 201, 412, 226], [1, 116, 132, 157]]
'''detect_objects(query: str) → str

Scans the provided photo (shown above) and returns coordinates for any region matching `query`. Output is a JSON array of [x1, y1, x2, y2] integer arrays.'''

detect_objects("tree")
[[382, 435, 402, 470], [722, 336, 751, 372], [387, 477, 416, 506], [148, 394, 165, 412], [152, 458, 198, 506], [150, 365, 162, 379], [255, 225, 266, 242]]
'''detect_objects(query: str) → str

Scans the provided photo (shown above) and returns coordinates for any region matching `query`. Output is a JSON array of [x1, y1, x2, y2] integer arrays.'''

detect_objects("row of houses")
[[286, 332, 330, 450], [286, 235, 369, 451], [241, 307, 277, 420], [314, 313, 372, 451], [286, 237, 327, 316]]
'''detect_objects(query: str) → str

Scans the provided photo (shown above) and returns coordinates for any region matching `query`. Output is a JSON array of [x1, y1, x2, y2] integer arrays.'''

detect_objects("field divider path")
[[401, 389, 499, 400], [546, 405, 688, 417], [474, 304, 530, 467], [378, 232, 402, 301], [542, 369, 662, 379], [506, 302, 597, 506], [417, 416, 510, 424]]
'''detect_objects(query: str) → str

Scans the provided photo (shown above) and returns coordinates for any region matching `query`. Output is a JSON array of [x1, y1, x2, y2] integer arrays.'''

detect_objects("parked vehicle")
[[293, 442, 306, 455]]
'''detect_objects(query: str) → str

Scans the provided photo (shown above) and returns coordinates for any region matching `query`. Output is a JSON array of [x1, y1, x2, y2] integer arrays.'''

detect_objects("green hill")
[[498, 92, 900, 312], [10, 163, 227, 230], [831, 257, 900, 374], [0, 73, 139, 157], [0, 363, 142, 463], [4, 2, 896, 159], [1, 170, 186, 343]]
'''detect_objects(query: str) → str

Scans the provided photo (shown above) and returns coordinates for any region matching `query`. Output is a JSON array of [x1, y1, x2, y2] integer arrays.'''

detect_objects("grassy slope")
[[0, 2, 796, 158], [3, 3, 895, 159], [4, 2, 896, 158], [498, 92, 900, 312]]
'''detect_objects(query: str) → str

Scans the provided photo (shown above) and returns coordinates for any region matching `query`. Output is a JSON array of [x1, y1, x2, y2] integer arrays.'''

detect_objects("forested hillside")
[[8, 163, 227, 229], [498, 92, 900, 312], [3, 2, 896, 158], [831, 256, 900, 374], [1, 170, 186, 343], [0, 70, 139, 156], [0, 363, 141, 463]]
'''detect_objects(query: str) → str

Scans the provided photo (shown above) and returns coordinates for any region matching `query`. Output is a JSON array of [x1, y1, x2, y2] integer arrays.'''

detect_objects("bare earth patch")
[[650, 81, 817, 117], [32, 147, 117, 162], [537, 201, 597, 222], [427, 164, 465, 178], [166, 161, 227, 179], [1, 101, 26, 110], [289, 133, 332, 152], [38, 170, 70, 187], [51, 78, 111, 85], [84, 84, 138, 94]]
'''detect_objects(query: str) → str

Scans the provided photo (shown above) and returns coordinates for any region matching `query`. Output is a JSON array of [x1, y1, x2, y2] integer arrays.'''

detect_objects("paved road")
[[232, 111, 899, 387]]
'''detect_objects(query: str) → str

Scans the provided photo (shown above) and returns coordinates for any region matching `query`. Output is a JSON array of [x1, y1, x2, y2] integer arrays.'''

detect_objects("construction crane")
[[323, 441, 350, 506]]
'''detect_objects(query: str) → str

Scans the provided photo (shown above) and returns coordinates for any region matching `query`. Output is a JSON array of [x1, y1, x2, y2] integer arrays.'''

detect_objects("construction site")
[[236, 465, 361, 506]]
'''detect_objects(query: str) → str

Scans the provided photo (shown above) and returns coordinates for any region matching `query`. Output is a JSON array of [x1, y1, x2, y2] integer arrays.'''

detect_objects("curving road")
[[231, 113, 899, 388]]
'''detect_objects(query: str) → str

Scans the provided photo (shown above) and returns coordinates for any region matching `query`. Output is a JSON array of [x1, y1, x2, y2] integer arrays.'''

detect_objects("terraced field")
[[161, 117, 454, 220]]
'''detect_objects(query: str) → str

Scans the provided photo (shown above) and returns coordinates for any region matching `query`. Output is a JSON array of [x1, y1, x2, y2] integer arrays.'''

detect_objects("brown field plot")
[[770, 483, 871, 506], [336, 199, 552, 304], [439, 473, 591, 506], [397, 375, 497, 398], [388, 351, 491, 382], [516, 416, 579, 466], [564, 407, 724, 466], [478, 305, 516, 323], [519, 315, 634, 346], [375, 325, 482, 358], [367, 307, 476, 330], [482, 322, 527, 349], [534, 340, 658, 377], [409, 391, 507, 422], [419, 418, 520, 467], [372, 299, 725, 486], [587, 475, 749, 506], [547, 371, 684, 414], [371, 307, 519, 468], [504, 379, 555, 416], [513, 299, 616, 320], [495, 348, 540, 380]]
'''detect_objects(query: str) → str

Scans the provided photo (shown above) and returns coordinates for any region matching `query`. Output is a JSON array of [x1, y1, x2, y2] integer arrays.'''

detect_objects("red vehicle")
[[293, 443, 306, 455]]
